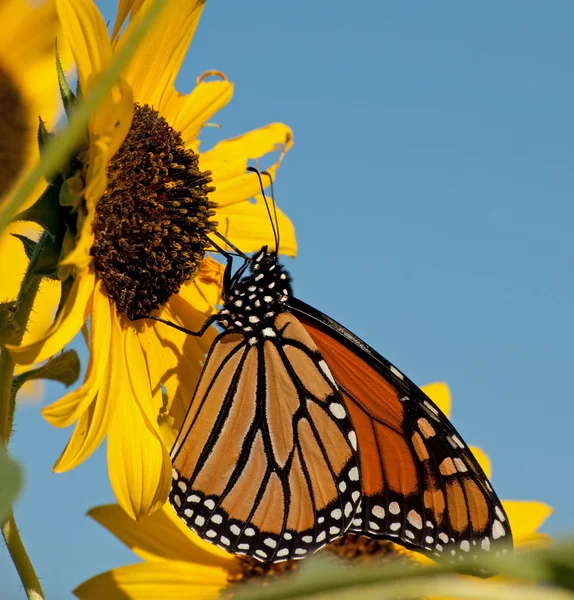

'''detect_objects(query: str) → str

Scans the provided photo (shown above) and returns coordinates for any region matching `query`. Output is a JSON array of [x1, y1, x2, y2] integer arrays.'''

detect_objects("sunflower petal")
[[56, 0, 112, 94], [111, 0, 144, 43], [201, 123, 293, 208], [53, 289, 116, 471], [88, 504, 236, 568], [177, 256, 223, 315], [73, 560, 229, 600], [8, 269, 95, 365], [216, 195, 297, 257], [469, 445, 491, 479], [503, 501, 553, 540], [41, 289, 110, 427], [160, 299, 217, 428], [117, 0, 206, 109], [421, 382, 451, 417], [107, 322, 171, 519], [168, 74, 234, 146]]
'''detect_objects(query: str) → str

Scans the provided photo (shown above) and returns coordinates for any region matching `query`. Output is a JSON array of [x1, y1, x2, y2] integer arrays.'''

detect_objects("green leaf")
[[12, 349, 81, 398], [56, 39, 76, 115], [11, 178, 66, 240], [0, 448, 23, 520]]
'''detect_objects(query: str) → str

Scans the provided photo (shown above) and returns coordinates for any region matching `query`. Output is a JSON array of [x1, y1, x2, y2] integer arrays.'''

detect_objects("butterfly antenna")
[[247, 166, 279, 252], [211, 230, 248, 259], [262, 171, 280, 253]]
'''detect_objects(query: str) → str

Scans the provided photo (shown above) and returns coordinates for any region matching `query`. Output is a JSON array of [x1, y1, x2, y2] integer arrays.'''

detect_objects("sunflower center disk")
[[91, 103, 217, 320], [0, 66, 28, 197]]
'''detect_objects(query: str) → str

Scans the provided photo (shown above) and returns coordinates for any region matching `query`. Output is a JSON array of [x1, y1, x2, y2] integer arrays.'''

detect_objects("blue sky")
[[2, 1, 573, 598]]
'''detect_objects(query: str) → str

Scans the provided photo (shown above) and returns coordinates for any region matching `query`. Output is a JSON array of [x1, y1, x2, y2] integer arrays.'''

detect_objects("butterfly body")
[[169, 246, 513, 565]]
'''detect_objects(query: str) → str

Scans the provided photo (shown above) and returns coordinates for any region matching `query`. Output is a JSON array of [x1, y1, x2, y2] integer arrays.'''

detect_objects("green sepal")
[[11, 233, 62, 281], [56, 39, 76, 115], [0, 448, 23, 521], [11, 350, 80, 399], [11, 177, 66, 240], [37, 117, 53, 157]]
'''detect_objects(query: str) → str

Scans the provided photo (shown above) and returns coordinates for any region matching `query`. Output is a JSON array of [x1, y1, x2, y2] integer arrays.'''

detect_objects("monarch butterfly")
[[151, 170, 513, 565]]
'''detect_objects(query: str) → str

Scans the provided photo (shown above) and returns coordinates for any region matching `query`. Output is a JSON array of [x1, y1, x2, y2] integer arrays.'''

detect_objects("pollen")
[[0, 67, 27, 198], [90, 103, 217, 320]]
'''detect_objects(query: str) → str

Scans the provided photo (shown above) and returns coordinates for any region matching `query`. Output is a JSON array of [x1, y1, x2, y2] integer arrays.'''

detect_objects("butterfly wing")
[[170, 314, 362, 562], [287, 297, 513, 562]]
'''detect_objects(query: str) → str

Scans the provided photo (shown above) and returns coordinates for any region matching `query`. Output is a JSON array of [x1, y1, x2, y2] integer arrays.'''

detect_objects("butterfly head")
[[217, 246, 293, 334]]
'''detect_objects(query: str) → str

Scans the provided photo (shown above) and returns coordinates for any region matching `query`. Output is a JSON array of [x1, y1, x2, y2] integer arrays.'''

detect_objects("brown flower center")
[[327, 534, 418, 565], [228, 556, 298, 585], [90, 103, 217, 320], [0, 66, 28, 197]]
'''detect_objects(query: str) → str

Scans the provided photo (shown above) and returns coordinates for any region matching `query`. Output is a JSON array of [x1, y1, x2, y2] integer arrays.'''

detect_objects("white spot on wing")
[[492, 520, 505, 539], [329, 403, 346, 419]]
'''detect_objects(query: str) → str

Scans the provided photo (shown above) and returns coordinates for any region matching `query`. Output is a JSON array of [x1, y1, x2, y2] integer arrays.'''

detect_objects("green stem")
[[0, 234, 44, 446], [0, 233, 48, 600], [2, 512, 45, 600]]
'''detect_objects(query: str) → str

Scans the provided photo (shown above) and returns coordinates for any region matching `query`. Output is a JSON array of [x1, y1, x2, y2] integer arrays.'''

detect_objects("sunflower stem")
[[0, 234, 48, 600], [0, 232, 45, 445], [1, 512, 45, 600]]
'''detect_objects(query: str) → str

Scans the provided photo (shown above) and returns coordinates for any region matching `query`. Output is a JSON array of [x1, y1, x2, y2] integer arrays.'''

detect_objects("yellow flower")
[[74, 382, 551, 600], [8, 0, 296, 520], [0, 0, 62, 400]]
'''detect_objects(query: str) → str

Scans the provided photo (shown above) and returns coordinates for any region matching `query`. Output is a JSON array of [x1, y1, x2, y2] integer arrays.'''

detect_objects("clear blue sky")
[[3, 2, 573, 598]]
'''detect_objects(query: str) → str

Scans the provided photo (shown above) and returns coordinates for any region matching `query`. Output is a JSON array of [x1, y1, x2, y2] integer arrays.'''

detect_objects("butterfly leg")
[[130, 313, 218, 337]]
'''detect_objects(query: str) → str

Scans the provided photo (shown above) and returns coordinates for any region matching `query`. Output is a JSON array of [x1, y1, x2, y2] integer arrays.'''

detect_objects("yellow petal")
[[88, 504, 236, 568], [107, 321, 171, 519], [117, 0, 206, 109], [167, 73, 234, 146], [201, 123, 293, 208], [421, 382, 451, 417], [159, 298, 217, 428], [469, 445, 491, 479], [111, 0, 144, 43], [56, 0, 112, 94], [177, 256, 223, 315], [8, 269, 95, 365], [42, 288, 111, 427], [53, 289, 116, 471], [216, 195, 297, 257], [503, 500, 553, 540], [85, 78, 134, 209], [74, 560, 229, 600]]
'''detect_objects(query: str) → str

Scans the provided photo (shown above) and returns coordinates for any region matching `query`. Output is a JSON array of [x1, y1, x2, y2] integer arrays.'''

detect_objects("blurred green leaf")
[[233, 544, 574, 600], [0, 448, 23, 521], [12, 349, 80, 398]]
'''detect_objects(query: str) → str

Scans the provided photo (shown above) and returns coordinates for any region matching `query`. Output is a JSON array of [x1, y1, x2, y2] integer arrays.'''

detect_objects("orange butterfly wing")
[[170, 314, 361, 562], [288, 297, 513, 561]]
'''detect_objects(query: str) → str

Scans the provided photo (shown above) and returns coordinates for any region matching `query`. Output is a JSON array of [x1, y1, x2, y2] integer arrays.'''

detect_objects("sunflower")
[[74, 382, 552, 600], [0, 0, 63, 400], [8, 0, 296, 520]]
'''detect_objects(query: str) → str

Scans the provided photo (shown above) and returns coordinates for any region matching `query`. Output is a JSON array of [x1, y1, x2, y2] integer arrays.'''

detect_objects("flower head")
[[75, 382, 552, 599], [8, 0, 296, 520]]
